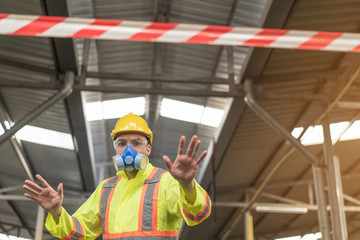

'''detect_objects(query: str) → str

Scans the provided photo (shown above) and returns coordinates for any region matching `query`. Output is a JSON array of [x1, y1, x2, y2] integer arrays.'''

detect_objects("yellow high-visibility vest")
[[45, 163, 211, 240]]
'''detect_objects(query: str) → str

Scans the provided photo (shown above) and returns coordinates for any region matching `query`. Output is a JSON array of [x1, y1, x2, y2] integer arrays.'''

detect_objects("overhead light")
[[255, 205, 308, 214], [337, 101, 360, 109]]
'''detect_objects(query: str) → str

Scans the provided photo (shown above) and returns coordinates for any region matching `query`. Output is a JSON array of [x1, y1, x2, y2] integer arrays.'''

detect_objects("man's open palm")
[[163, 135, 207, 185], [23, 174, 63, 216]]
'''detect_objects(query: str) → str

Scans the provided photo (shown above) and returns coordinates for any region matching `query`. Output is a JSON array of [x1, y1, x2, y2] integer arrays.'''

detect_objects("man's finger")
[[191, 140, 201, 159], [162, 155, 173, 171], [24, 192, 38, 201], [178, 136, 185, 155], [57, 183, 63, 197], [186, 135, 197, 157], [36, 174, 51, 188], [24, 179, 43, 192], [23, 185, 40, 196], [195, 150, 208, 165]]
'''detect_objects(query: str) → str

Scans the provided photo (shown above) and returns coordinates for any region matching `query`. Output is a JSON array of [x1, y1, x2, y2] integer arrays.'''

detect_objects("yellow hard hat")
[[110, 113, 153, 145]]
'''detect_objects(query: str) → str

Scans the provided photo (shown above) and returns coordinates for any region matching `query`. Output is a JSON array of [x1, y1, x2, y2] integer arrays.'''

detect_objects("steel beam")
[[86, 71, 228, 84], [0, 71, 74, 145], [244, 79, 317, 164], [215, 202, 360, 213], [0, 58, 56, 75], [79, 39, 91, 86]]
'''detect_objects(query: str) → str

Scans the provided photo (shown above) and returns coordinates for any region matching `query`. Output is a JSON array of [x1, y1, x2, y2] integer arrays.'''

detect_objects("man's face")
[[114, 133, 151, 156]]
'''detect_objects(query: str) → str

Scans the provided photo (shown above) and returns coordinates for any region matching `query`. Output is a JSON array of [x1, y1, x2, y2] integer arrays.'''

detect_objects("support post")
[[312, 165, 331, 240], [34, 206, 45, 240], [322, 116, 348, 240], [245, 211, 254, 240], [332, 156, 348, 239]]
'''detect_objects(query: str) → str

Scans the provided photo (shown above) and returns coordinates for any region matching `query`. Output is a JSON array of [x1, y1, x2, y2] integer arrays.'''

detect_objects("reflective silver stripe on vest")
[[100, 175, 121, 233], [141, 168, 167, 231], [67, 217, 83, 240], [104, 236, 177, 240], [183, 194, 211, 223]]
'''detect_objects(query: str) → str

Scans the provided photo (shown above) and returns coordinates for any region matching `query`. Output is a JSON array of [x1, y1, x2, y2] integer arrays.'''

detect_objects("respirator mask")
[[112, 137, 149, 172]]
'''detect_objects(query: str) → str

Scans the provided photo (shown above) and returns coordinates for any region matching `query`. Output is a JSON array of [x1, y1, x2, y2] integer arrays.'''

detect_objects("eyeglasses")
[[113, 137, 148, 150]]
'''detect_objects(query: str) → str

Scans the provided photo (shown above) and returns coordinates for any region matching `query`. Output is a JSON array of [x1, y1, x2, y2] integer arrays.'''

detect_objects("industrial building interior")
[[1, 0, 360, 239]]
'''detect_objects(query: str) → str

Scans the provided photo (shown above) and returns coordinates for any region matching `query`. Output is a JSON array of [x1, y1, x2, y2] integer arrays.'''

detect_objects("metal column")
[[322, 116, 348, 239], [245, 211, 254, 240], [312, 165, 331, 240], [34, 206, 45, 240]]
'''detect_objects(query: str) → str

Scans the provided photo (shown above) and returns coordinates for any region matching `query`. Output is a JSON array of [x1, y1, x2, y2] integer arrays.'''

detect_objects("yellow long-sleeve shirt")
[[45, 163, 211, 240]]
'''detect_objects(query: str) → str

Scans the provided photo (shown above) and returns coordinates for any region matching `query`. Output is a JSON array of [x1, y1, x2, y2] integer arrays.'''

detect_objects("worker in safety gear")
[[23, 113, 211, 240]]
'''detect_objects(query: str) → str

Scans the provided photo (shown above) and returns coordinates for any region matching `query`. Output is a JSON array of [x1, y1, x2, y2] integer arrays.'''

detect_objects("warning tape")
[[1, 13, 360, 53]]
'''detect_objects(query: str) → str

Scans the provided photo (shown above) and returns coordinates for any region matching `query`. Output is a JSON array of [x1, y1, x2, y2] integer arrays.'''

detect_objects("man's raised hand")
[[162, 135, 207, 187], [23, 174, 63, 218]]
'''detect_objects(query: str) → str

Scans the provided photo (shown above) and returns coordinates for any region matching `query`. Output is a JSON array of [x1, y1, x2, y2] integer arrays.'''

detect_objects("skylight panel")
[[1, 234, 30, 240], [160, 98, 225, 127], [85, 97, 145, 121], [275, 236, 301, 240], [275, 232, 321, 240], [15, 125, 74, 150], [340, 120, 360, 141], [201, 107, 224, 127], [160, 98, 204, 124], [0, 121, 11, 135], [103, 97, 145, 119], [0, 125, 4, 135], [302, 233, 322, 240], [85, 101, 103, 121], [291, 121, 359, 146], [291, 127, 304, 139], [301, 125, 323, 146], [330, 121, 349, 141]]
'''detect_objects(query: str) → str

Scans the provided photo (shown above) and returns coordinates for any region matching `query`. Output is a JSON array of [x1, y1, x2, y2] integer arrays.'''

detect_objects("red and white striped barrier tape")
[[1, 13, 360, 53]]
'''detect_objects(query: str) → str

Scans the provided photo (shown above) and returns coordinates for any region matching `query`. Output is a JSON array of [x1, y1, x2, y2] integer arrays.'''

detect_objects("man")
[[23, 113, 211, 239]]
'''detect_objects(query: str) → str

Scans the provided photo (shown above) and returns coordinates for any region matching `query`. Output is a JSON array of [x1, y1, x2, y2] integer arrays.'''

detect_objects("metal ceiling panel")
[[2, 88, 71, 133], [94, 0, 154, 20], [170, 0, 233, 24], [0, 0, 42, 15]]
